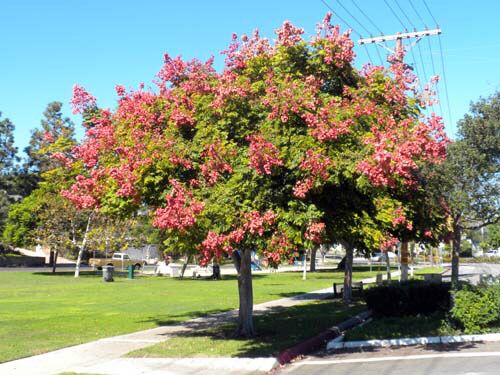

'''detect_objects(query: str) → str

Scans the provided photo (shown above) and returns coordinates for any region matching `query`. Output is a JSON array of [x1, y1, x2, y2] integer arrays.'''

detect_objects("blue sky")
[[1, 0, 499, 155]]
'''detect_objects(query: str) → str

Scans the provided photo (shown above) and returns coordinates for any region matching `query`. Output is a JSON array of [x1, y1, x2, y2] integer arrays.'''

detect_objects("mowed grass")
[[0, 267, 378, 363], [345, 313, 459, 341], [128, 299, 365, 358]]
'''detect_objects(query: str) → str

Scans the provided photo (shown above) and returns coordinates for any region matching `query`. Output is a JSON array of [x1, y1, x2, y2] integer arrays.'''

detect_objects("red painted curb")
[[276, 310, 372, 365]]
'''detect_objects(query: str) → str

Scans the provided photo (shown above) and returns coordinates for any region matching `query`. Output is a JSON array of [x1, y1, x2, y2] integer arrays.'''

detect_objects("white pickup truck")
[[89, 252, 145, 270]]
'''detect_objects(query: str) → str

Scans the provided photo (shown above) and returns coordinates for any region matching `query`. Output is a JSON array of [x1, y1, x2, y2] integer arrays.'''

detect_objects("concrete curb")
[[277, 310, 372, 365], [327, 333, 500, 350], [73, 357, 279, 374]]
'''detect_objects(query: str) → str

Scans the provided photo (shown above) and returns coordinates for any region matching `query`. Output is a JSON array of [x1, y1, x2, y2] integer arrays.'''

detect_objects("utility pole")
[[358, 28, 441, 61]]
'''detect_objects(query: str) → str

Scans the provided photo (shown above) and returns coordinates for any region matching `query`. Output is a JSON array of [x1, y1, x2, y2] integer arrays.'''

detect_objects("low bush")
[[451, 284, 500, 333], [364, 280, 451, 316]]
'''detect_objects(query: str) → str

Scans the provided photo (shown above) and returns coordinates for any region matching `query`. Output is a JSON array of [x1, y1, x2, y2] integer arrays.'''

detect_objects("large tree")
[[433, 92, 499, 286], [62, 14, 446, 336]]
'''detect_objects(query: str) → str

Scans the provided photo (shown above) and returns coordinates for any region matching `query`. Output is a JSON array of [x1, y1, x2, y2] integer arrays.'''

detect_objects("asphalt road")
[[442, 262, 500, 284], [280, 342, 500, 375]]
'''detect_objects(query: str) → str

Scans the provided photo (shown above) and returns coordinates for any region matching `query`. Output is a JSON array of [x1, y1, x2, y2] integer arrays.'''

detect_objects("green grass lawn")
[[414, 266, 445, 275], [345, 313, 459, 341], [128, 299, 365, 358], [0, 267, 379, 363]]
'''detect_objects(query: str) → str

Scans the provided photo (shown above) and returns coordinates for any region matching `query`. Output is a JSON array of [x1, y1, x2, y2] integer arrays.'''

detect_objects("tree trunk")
[[385, 249, 391, 281], [400, 242, 409, 281], [51, 250, 59, 273], [75, 214, 92, 278], [49, 250, 55, 267], [180, 254, 191, 279], [233, 249, 255, 337], [451, 224, 461, 288], [340, 241, 353, 304], [309, 247, 317, 272]]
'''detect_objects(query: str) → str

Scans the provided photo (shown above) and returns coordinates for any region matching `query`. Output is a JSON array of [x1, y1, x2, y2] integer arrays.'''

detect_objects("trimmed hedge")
[[364, 280, 451, 316]]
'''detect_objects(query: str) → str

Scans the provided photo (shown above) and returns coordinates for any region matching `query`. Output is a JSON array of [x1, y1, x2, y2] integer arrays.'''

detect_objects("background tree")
[[0, 112, 19, 232], [24, 101, 75, 182], [62, 14, 447, 335], [432, 92, 499, 287]]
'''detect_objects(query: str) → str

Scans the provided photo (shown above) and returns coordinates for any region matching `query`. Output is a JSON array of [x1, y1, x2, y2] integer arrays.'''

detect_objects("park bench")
[[332, 281, 363, 298]]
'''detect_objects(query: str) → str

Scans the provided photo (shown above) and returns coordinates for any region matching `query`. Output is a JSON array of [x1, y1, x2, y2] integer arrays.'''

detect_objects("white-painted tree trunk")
[[74, 214, 93, 278]]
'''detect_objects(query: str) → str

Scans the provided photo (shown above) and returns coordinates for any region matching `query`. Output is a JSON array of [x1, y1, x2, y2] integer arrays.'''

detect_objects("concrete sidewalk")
[[1, 271, 398, 375]]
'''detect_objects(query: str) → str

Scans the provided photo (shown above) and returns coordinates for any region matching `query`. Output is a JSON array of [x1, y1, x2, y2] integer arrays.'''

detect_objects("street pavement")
[[279, 342, 500, 375], [442, 262, 500, 284]]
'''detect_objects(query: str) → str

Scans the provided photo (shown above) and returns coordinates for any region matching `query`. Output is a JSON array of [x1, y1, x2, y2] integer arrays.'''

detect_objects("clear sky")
[[1, 0, 499, 155]]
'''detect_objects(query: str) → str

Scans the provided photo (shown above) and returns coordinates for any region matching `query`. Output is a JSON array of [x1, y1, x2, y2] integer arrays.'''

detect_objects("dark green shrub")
[[364, 281, 451, 316], [451, 284, 500, 333]]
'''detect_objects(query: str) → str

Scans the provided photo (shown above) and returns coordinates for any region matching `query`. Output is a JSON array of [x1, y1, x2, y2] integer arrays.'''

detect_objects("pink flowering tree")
[[64, 14, 447, 336]]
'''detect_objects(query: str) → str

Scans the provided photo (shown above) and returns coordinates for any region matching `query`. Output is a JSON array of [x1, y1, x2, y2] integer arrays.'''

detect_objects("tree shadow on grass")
[[131, 300, 365, 358], [138, 308, 239, 329]]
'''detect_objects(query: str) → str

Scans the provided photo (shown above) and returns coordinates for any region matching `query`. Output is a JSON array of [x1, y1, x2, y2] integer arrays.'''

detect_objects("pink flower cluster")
[[243, 210, 277, 236], [71, 84, 96, 114], [314, 12, 355, 68], [304, 222, 326, 243], [380, 235, 399, 251], [293, 150, 332, 198], [61, 174, 99, 209], [200, 141, 234, 185], [264, 231, 293, 267], [275, 20, 304, 47], [152, 179, 204, 231], [247, 134, 283, 175]]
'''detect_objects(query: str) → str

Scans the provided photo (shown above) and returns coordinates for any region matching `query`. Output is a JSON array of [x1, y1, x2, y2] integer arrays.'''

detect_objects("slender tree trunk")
[[180, 253, 191, 279], [451, 224, 462, 288], [52, 250, 59, 273], [75, 214, 93, 278], [385, 249, 391, 281], [233, 249, 255, 337], [309, 247, 317, 272], [340, 241, 353, 304], [400, 242, 409, 281]]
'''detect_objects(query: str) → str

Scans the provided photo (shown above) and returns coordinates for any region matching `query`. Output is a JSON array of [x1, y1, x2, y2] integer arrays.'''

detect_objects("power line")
[[383, 0, 406, 30], [350, 0, 384, 35], [409, 46, 423, 91], [407, 0, 428, 28], [438, 34, 453, 124], [319, 0, 362, 38], [427, 37, 444, 116], [375, 45, 385, 66], [394, 0, 415, 30], [362, 43, 376, 66], [332, 0, 373, 36], [422, 0, 439, 26], [319, 0, 378, 66]]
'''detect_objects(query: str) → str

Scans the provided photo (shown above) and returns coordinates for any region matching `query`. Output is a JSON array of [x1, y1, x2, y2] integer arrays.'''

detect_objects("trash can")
[[102, 265, 114, 282], [127, 265, 135, 279]]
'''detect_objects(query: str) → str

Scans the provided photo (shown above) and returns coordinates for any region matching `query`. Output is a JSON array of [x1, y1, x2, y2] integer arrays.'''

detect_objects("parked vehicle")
[[89, 252, 145, 270], [370, 251, 397, 262], [484, 249, 500, 258]]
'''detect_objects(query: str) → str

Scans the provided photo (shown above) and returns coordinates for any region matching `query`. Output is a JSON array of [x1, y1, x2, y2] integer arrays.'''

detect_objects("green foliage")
[[436, 92, 499, 230], [451, 284, 500, 333], [2, 190, 43, 247], [486, 223, 500, 249], [364, 280, 451, 316], [460, 240, 473, 257]]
